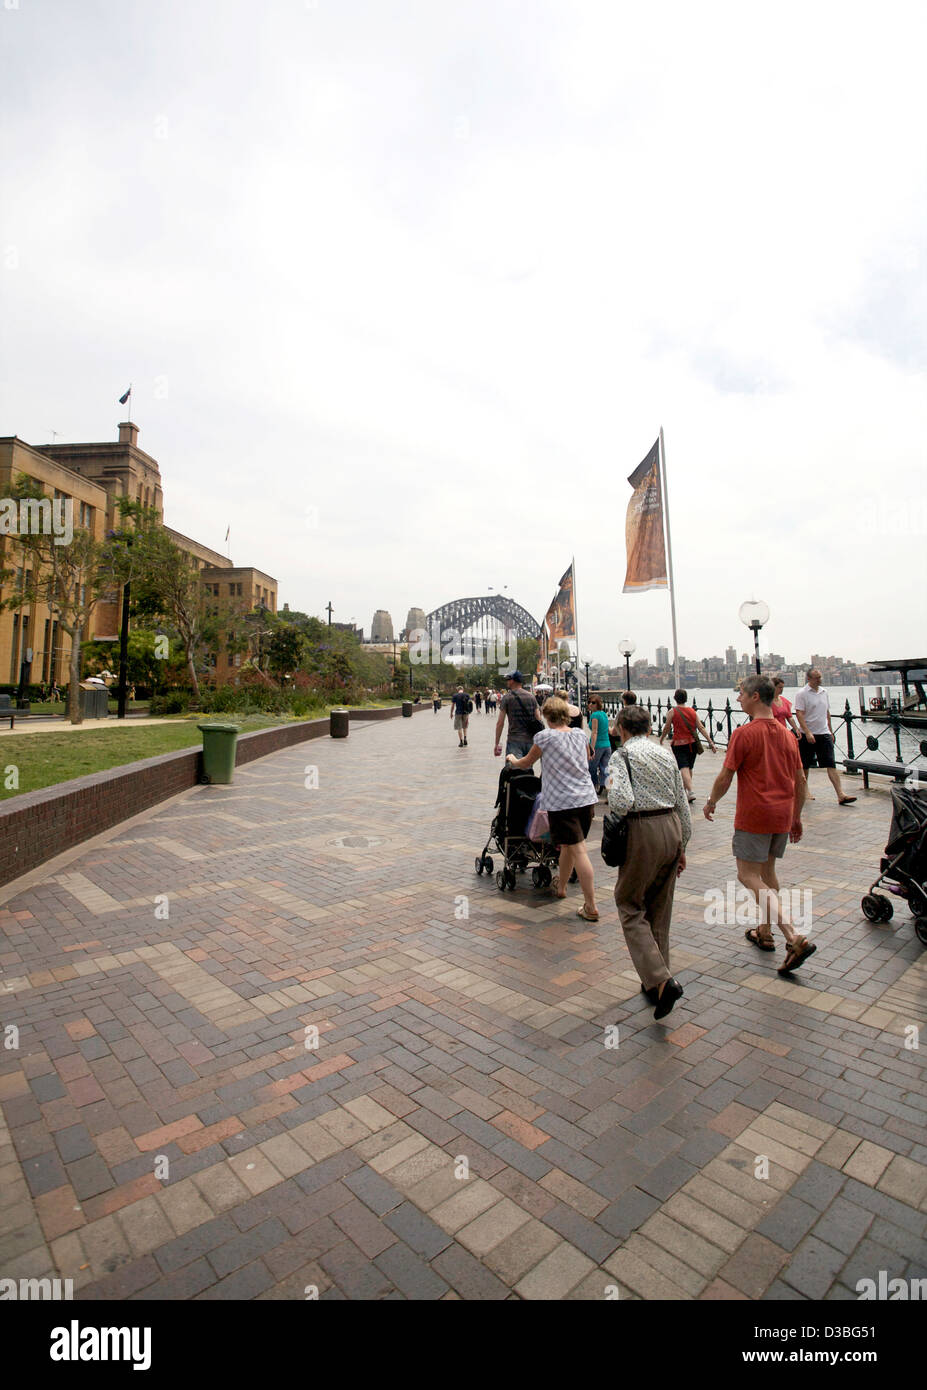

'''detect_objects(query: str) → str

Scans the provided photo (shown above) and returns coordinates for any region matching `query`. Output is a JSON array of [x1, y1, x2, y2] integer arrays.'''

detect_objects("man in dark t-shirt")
[[494, 671, 539, 758], [450, 686, 470, 748]]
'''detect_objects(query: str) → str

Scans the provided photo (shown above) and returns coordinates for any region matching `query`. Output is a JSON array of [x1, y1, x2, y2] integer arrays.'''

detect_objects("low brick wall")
[[0, 703, 428, 888]]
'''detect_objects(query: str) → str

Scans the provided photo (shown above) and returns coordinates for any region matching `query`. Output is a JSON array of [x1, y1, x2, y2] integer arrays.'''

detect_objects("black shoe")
[[463, 738, 468, 746], [653, 978, 683, 1020]]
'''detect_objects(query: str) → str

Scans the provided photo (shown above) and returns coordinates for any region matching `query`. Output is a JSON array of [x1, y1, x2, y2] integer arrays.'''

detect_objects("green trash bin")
[[401, 701, 413, 717], [198, 722, 241, 784], [330, 708, 349, 739]]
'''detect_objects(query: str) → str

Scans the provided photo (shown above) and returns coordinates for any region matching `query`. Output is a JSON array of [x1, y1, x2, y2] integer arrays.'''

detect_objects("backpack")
[[466, 697, 473, 714]]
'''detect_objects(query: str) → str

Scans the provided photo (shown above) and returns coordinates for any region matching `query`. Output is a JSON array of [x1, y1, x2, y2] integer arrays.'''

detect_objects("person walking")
[[507, 695, 599, 920], [587, 695, 612, 796], [704, 674, 814, 975], [609, 705, 691, 1019], [659, 689, 716, 804], [474, 689, 483, 714], [494, 671, 541, 759], [432, 687, 441, 713], [794, 668, 856, 805], [450, 686, 470, 748], [771, 677, 800, 734]]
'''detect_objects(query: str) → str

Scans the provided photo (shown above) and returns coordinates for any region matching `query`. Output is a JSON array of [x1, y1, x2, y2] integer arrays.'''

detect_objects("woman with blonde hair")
[[507, 696, 599, 920]]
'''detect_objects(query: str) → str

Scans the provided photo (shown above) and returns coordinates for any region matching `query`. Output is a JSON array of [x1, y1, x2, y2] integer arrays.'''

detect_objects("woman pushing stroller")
[[506, 695, 600, 921]]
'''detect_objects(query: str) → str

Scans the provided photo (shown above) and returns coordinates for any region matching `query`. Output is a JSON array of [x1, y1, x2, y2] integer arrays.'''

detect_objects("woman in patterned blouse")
[[507, 696, 600, 921]]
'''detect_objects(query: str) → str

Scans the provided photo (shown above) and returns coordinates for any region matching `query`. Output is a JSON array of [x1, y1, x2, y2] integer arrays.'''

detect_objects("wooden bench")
[[843, 757, 926, 790]]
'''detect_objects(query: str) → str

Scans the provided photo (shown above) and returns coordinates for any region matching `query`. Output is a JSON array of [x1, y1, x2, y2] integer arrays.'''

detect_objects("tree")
[[0, 475, 130, 724], [131, 529, 218, 699]]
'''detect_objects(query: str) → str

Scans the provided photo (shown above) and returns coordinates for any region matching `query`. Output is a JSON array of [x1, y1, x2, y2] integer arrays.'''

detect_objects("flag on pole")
[[622, 439, 667, 592], [545, 563, 576, 642], [225, 526, 230, 542], [118, 386, 131, 405]]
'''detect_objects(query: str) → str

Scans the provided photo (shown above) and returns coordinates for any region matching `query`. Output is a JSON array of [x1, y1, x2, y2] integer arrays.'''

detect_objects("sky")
[[2, 0, 925, 668]]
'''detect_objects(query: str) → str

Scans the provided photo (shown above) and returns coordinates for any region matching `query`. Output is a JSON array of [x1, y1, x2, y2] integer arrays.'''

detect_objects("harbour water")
[[599, 686, 927, 769]]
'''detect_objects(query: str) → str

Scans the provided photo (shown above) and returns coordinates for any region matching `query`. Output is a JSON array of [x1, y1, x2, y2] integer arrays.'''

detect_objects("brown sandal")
[[577, 906, 600, 921], [745, 927, 776, 952], [778, 935, 817, 975]]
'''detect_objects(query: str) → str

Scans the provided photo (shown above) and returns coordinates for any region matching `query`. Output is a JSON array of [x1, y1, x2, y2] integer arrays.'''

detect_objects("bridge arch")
[[423, 595, 541, 643]]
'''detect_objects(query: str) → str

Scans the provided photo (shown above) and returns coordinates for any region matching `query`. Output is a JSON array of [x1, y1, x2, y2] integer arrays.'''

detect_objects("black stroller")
[[861, 785, 927, 945], [475, 765, 559, 892]]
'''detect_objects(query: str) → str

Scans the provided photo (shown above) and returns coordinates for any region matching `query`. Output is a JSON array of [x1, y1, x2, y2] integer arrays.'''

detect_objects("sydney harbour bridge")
[[423, 594, 541, 644]]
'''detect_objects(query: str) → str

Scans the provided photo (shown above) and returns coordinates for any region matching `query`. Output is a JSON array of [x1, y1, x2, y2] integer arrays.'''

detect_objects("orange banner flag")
[[623, 440, 667, 593]]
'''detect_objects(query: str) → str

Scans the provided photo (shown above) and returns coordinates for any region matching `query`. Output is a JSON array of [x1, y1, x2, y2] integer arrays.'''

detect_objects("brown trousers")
[[614, 812, 683, 991]]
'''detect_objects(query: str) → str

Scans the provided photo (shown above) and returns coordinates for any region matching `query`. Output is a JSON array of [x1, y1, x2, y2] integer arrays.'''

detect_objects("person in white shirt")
[[608, 705, 691, 1020], [793, 668, 856, 806]]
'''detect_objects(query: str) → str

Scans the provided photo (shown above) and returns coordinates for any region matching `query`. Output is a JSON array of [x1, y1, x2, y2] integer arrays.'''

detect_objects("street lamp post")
[[738, 600, 770, 675], [618, 638, 635, 694]]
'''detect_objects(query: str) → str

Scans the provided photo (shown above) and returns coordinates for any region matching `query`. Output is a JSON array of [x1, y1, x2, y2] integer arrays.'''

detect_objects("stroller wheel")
[[531, 866, 543, 887], [915, 916, 927, 947], [483, 855, 494, 874], [495, 870, 506, 891], [504, 866, 517, 891], [474, 855, 484, 875], [862, 894, 892, 923]]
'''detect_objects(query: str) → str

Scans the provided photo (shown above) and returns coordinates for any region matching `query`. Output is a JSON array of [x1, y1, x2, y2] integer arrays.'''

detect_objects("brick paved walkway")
[[1, 712, 925, 1300]]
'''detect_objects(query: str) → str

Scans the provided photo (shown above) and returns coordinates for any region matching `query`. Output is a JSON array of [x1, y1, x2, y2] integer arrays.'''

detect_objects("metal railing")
[[588, 692, 927, 770]]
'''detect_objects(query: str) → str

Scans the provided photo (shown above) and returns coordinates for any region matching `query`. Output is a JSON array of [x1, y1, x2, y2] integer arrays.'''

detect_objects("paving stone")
[[429, 1179, 503, 1234], [374, 1241, 449, 1299], [718, 1233, 789, 1298], [843, 1140, 895, 1186], [788, 1159, 848, 1211], [514, 1241, 594, 1300], [810, 1197, 875, 1255], [639, 1211, 727, 1279], [382, 1201, 454, 1259], [780, 1234, 846, 1299], [430, 1242, 509, 1300], [342, 1165, 405, 1217], [755, 1193, 822, 1252]]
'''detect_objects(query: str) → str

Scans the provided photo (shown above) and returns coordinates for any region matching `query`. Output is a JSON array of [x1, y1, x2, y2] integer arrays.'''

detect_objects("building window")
[[234, 653, 241, 667]]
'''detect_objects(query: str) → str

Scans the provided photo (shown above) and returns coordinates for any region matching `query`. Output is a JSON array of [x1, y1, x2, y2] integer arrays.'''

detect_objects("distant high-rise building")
[[370, 609, 394, 642], [656, 645, 669, 668], [725, 645, 736, 667]]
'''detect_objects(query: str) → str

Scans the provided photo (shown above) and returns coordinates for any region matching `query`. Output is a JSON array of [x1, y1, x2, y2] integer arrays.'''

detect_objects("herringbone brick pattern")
[[1, 713, 924, 1298]]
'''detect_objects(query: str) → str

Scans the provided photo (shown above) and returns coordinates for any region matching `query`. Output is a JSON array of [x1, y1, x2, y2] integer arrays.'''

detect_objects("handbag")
[[679, 708, 703, 756], [600, 750, 635, 868], [525, 796, 550, 841]]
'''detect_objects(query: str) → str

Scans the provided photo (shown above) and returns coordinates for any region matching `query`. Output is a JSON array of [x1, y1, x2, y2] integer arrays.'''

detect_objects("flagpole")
[[659, 426, 680, 691], [127, 385, 132, 425], [571, 555, 583, 708]]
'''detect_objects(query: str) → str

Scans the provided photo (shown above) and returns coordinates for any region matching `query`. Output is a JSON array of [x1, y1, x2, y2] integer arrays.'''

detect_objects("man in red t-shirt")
[[704, 674, 814, 975]]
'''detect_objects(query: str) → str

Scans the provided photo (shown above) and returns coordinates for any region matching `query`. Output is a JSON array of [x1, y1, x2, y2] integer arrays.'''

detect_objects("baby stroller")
[[861, 785, 927, 945], [475, 765, 559, 892]]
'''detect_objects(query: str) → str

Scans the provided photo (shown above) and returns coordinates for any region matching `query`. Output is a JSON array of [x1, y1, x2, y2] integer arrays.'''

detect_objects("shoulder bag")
[[601, 749, 635, 868], [679, 707, 703, 756], [513, 691, 544, 737]]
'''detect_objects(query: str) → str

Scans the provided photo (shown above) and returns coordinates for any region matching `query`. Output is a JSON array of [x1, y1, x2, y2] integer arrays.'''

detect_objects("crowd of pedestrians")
[[454, 667, 846, 1022]]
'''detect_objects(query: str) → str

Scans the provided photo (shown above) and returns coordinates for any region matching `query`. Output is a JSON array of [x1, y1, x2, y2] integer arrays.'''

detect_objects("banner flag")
[[118, 386, 131, 405], [622, 439, 667, 592], [545, 563, 576, 643]]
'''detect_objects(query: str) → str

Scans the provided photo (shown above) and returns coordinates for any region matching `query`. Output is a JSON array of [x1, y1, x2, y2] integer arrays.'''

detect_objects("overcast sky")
[[2, 0, 925, 667]]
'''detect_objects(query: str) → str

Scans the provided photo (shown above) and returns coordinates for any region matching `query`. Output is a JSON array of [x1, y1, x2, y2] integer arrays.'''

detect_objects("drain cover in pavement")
[[328, 834, 383, 849]]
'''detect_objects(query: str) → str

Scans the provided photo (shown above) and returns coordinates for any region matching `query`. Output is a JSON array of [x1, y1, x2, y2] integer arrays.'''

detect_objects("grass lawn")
[[0, 714, 317, 800]]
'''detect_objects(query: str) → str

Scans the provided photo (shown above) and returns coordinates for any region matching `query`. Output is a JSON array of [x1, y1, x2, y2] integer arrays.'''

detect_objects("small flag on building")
[[118, 386, 131, 405]]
